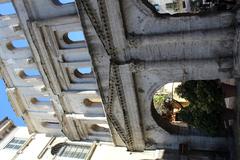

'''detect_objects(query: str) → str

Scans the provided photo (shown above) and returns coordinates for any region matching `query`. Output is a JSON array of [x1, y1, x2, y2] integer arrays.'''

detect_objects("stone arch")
[[150, 80, 229, 136], [151, 82, 194, 135]]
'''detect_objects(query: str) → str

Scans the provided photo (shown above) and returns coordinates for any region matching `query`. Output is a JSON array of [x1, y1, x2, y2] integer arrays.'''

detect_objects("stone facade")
[[0, 0, 110, 142], [76, 0, 237, 153], [0, 0, 238, 159]]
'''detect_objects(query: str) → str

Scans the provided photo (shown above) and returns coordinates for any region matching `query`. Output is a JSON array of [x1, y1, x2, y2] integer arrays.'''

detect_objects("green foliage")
[[153, 94, 169, 116], [175, 80, 225, 136], [153, 94, 167, 106], [190, 0, 203, 12]]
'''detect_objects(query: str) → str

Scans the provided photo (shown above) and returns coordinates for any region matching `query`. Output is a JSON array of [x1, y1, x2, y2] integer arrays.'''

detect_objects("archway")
[[145, 0, 237, 15], [151, 80, 234, 136]]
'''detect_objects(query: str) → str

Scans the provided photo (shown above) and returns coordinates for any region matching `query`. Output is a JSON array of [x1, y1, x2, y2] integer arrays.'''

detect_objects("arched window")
[[51, 143, 92, 159], [77, 67, 91, 74], [18, 69, 41, 79], [83, 98, 102, 107], [63, 31, 85, 44], [91, 124, 109, 133], [41, 122, 60, 129], [6, 39, 29, 50], [52, 0, 75, 5], [31, 97, 51, 105], [74, 67, 93, 79], [0, 2, 16, 15], [59, 0, 75, 4]]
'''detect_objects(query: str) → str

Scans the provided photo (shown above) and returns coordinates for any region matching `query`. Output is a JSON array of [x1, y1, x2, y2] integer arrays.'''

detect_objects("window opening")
[[53, 144, 91, 159], [41, 122, 60, 129], [6, 39, 29, 50], [74, 67, 93, 79], [4, 137, 26, 150], [77, 67, 91, 74], [31, 97, 51, 105], [83, 98, 102, 107], [18, 69, 41, 79], [23, 69, 40, 77], [53, 0, 75, 5], [63, 31, 85, 44], [91, 124, 109, 132], [59, 0, 75, 4]]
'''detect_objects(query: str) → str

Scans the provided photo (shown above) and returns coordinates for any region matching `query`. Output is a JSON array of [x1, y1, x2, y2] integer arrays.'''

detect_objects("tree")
[[175, 80, 226, 136]]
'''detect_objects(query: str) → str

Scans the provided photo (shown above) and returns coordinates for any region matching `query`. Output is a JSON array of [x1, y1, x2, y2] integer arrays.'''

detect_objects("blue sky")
[[0, 2, 24, 126], [0, 0, 87, 126], [0, 80, 25, 126], [0, 2, 15, 15], [59, 0, 75, 4]]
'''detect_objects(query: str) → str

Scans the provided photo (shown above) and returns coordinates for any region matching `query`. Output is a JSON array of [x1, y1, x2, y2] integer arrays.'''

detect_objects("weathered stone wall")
[[76, 0, 235, 152], [0, 0, 61, 136], [0, 0, 111, 142]]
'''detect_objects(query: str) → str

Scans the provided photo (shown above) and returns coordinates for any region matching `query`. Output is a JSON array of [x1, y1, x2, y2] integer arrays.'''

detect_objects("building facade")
[[0, 0, 238, 159], [76, 0, 237, 152], [148, 0, 191, 14], [0, 0, 111, 142], [0, 117, 184, 160]]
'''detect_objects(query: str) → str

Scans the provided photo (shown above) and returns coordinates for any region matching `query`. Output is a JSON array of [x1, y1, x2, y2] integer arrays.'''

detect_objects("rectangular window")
[[58, 144, 91, 159], [182, 1, 186, 8], [4, 137, 26, 150]]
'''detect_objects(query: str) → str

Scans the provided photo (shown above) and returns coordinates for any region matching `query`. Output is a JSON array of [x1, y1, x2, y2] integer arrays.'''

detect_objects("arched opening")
[[63, 31, 85, 44], [41, 121, 60, 129], [51, 143, 91, 159], [30, 97, 51, 105], [74, 67, 93, 79], [52, 0, 75, 5], [6, 39, 29, 50], [0, 2, 15, 15], [153, 82, 188, 124], [91, 124, 109, 133], [152, 82, 193, 135], [145, 0, 237, 15], [18, 69, 41, 79], [51, 143, 65, 155], [77, 67, 91, 74], [152, 80, 235, 136], [83, 98, 102, 107]]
